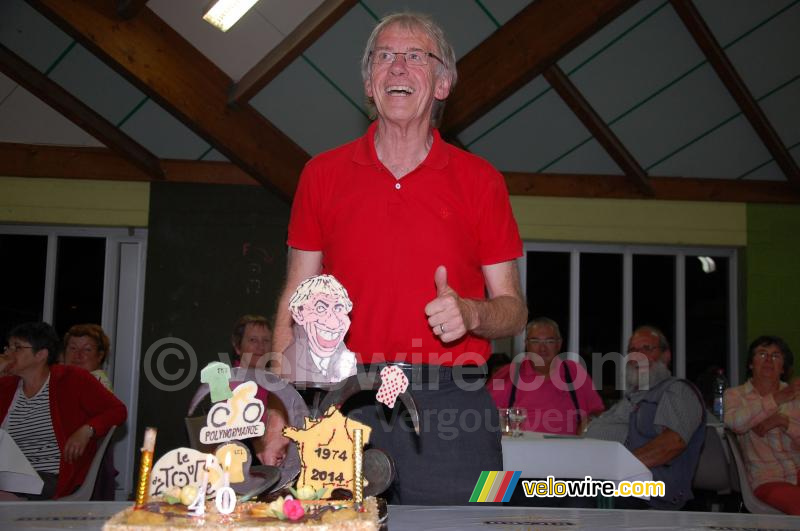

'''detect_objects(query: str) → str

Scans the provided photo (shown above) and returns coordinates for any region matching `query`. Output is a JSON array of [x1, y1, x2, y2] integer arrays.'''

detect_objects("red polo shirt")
[[288, 122, 522, 365]]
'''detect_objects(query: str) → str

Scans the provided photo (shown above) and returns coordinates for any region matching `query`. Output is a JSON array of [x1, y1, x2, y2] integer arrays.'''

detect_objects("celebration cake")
[[104, 357, 384, 531], [103, 496, 379, 530]]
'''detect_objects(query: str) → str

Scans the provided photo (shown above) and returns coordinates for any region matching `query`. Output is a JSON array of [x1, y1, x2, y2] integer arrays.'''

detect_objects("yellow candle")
[[353, 428, 363, 505], [134, 427, 157, 509]]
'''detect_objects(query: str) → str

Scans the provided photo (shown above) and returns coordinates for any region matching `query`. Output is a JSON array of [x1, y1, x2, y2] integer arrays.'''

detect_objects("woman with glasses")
[[724, 335, 800, 514], [0, 322, 126, 499]]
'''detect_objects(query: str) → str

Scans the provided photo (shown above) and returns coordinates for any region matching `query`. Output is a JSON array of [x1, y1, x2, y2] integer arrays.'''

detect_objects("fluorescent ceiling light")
[[203, 0, 259, 32]]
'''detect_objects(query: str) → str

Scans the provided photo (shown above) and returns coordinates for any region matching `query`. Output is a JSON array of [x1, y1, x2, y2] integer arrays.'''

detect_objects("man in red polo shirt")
[[272, 12, 527, 505]]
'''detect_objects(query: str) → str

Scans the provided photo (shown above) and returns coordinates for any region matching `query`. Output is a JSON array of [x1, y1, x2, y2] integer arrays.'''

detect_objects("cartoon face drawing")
[[291, 291, 351, 358]]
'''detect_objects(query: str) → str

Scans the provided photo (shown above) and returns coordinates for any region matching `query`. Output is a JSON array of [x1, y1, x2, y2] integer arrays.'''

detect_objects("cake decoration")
[[200, 361, 233, 403], [200, 380, 265, 444], [134, 427, 157, 509], [281, 275, 358, 385], [147, 447, 223, 499], [375, 365, 409, 408], [352, 429, 364, 506], [283, 406, 371, 493]]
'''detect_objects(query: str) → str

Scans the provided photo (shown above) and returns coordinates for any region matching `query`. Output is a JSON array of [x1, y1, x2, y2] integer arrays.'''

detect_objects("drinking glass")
[[508, 407, 527, 437], [498, 408, 513, 437]]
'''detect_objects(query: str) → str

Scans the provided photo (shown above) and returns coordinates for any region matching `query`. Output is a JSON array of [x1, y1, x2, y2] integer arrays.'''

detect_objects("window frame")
[[0, 223, 147, 500], [519, 242, 740, 386]]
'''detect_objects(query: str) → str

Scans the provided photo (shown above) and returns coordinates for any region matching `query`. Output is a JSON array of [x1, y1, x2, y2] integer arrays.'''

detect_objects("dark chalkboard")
[[136, 181, 290, 459]]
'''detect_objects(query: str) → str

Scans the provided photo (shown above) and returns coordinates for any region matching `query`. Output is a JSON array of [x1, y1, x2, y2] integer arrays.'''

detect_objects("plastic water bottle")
[[712, 368, 728, 420]]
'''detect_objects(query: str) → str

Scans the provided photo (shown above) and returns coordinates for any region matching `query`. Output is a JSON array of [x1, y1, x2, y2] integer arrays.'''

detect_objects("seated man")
[[489, 317, 604, 435], [585, 325, 705, 510]]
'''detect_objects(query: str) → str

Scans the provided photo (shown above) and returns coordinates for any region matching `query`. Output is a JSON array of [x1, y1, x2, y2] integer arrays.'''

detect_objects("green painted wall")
[[0, 176, 149, 227], [512, 196, 747, 246], [746, 204, 800, 377]]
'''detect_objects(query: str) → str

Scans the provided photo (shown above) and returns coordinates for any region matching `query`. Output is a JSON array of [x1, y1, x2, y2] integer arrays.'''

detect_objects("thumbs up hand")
[[425, 265, 475, 343]]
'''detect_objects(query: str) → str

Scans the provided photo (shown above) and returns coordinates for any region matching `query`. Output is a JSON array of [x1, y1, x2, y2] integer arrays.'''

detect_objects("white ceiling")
[[0, 0, 798, 182]]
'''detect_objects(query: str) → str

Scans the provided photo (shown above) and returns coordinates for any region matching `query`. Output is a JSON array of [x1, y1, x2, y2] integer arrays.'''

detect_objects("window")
[[0, 224, 147, 500], [0, 234, 48, 342], [520, 243, 738, 401]]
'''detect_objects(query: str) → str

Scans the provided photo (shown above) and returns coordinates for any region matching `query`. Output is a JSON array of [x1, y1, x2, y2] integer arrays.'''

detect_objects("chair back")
[[724, 428, 783, 514], [692, 425, 732, 493], [60, 426, 116, 501]]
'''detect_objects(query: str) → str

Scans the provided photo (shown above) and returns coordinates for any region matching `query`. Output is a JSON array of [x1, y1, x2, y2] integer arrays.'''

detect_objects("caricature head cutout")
[[282, 275, 357, 385], [289, 275, 352, 357]]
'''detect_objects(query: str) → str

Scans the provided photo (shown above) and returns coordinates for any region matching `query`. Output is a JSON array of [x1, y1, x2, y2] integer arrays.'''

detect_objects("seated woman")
[[0, 322, 126, 499], [724, 335, 800, 515], [228, 315, 288, 467], [63, 324, 112, 390]]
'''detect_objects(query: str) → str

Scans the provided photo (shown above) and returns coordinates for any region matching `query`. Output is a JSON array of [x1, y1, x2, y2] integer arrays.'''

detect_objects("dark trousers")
[[345, 376, 502, 505], [21, 472, 58, 500]]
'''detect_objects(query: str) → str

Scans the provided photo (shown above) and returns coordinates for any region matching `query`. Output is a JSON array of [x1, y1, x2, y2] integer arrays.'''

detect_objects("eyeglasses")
[[755, 351, 784, 361], [526, 338, 559, 346], [627, 345, 660, 354], [3, 343, 33, 354], [370, 50, 443, 66]]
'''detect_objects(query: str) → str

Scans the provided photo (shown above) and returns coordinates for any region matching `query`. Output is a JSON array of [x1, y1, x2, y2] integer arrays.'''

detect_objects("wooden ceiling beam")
[[671, 0, 800, 187], [543, 64, 653, 196], [441, 0, 638, 137], [27, 0, 309, 199], [0, 143, 257, 185], [117, 0, 149, 20], [504, 172, 800, 203], [229, 0, 358, 105], [5, 143, 797, 204], [0, 43, 164, 180]]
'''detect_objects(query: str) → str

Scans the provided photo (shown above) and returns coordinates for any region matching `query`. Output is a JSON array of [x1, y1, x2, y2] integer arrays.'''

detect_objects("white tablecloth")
[[501, 433, 652, 484], [0, 428, 43, 495], [1, 501, 798, 530]]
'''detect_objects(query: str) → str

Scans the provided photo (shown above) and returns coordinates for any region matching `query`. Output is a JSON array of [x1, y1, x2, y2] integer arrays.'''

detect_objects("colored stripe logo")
[[469, 471, 521, 502]]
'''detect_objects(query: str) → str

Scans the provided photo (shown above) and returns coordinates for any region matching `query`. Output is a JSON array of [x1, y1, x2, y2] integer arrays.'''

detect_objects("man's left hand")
[[425, 265, 476, 343], [64, 425, 93, 463]]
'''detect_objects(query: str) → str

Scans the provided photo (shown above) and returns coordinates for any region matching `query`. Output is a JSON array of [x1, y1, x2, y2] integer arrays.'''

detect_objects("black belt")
[[361, 362, 487, 384]]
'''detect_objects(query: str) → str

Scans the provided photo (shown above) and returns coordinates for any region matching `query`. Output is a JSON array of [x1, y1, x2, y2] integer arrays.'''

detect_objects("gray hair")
[[631, 325, 671, 351], [527, 317, 562, 339], [360, 12, 458, 127]]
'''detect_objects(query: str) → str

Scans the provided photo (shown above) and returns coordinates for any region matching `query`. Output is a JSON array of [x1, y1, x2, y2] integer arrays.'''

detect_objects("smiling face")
[[234, 323, 272, 368], [364, 24, 451, 129], [64, 335, 104, 372], [291, 292, 351, 358]]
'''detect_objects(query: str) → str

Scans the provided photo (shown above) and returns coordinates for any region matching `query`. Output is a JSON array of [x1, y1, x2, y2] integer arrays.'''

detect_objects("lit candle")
[[222, 451, 231, 489], [353, 429, 364, 506], [189, 454, 213, 517], [134, 427, 157, 509], [215, 451, 236, 515]]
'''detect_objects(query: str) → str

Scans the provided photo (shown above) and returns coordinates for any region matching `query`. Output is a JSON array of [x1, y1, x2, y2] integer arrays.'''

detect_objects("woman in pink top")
[[488, 318, 604, 435], [724, 335, 800, 515]]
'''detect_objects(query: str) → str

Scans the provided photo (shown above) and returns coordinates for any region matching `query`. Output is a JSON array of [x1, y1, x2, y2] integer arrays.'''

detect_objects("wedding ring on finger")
[[439, 323, 445, 334]]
